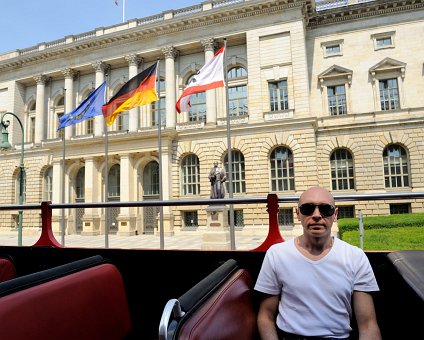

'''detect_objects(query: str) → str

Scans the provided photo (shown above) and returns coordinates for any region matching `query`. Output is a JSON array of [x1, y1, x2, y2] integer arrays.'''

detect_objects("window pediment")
[[369, 57, 406, 79], [318, 65, 353, 87]]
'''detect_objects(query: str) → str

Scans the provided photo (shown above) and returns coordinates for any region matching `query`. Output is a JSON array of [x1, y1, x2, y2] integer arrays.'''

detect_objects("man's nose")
[[312, 206, 322, 218]]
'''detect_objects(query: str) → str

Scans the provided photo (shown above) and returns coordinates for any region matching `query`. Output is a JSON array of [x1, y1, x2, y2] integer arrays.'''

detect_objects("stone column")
[[33, 74, 47, 145], [161, 46, 177, 128], [62, 68, 74, 140], [81, 157, 101, 235], [92, 61, 106, 137], [125, 54, 141, 132], [201, 38, 217, 126], [117, 154, 137, 235]]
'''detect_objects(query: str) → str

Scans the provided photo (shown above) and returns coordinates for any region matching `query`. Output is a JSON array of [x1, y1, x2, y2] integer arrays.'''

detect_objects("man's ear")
[[295, 207, 301, 221]]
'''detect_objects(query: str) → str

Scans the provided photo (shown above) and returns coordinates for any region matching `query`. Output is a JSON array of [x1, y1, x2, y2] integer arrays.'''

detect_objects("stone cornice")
[[0, 0, 306, 73], [308, 0, 424, 28]]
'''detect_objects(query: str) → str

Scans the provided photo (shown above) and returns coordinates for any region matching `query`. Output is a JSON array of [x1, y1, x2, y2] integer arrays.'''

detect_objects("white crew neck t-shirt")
[[255, 238, 379, 338]]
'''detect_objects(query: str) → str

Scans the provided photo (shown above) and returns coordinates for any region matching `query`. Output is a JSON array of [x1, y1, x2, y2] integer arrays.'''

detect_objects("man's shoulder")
[[334, 238, 366, 256], [267, 239, 294, 252]]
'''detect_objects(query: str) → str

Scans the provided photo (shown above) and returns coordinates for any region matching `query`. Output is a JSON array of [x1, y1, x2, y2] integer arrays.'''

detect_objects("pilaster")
[[92, 61, 107, 137], [33, 74, 47, 145], [201, 38, 217, 126], [162, 46, 177, 128], [61, 68, 75, 140]]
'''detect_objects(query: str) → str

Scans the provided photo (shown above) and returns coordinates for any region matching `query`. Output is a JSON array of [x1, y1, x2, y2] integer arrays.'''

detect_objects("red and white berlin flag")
[[176, 46, 225, 113]]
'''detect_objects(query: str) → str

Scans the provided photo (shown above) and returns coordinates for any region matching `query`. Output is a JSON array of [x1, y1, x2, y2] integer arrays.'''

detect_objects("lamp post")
[[0, 112, 25, 246]]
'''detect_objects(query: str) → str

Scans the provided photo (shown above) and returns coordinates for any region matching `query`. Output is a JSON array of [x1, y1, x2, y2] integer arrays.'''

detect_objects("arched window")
[[108, 164, 120, 199], [186, 75, 206, 122], [224, 150, 246, 193], [270, 146, 294, 191], [143, 161, 159, 196], [43, 167, 53, 201], [383, 144, 409, 188], [181, 154, 200, 195], [227, 66, 248, 116], [76, 167, 85, 200], [330, 149, 354, 190]]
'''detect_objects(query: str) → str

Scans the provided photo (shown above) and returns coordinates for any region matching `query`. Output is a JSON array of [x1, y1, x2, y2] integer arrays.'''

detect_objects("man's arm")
[[353, 291, 382, 340], [257, 294, 279, 340]]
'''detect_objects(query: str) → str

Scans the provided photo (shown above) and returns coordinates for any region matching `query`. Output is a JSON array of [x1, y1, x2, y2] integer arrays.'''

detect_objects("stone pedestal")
[[117, 215, 137, 236], [81, 215, 101, 236], [202, 205, 230, 250]]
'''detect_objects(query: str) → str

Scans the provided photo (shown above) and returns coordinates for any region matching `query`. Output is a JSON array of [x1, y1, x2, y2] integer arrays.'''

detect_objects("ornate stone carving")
[[161, 46, 177, 59], [201, 38, 215, 52], [91, 61, 105, 73], [125, 54, 142, 67], [33, 74, 47, 85], [61, 68, 75, 79]]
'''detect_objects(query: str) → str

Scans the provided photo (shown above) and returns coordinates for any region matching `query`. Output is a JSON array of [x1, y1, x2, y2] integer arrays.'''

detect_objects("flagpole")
[[156, 60, 164, 249], [61, 88, 67, 246], [104, 72, 110, 248], [223, 38, 235, 250]]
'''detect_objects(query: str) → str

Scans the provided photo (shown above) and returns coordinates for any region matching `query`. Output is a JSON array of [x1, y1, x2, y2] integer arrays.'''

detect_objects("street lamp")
[[1, 112, 25, 246]]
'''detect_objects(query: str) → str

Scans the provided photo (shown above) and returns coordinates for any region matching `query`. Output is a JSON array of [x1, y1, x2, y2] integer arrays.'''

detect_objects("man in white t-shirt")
[[255, 187, 382, 340]]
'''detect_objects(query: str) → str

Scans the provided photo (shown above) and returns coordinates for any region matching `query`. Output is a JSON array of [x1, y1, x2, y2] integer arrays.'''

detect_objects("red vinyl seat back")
[[0, 263, 131, 340], [177, 269, 257, 340], [0, 257, 17, 283]]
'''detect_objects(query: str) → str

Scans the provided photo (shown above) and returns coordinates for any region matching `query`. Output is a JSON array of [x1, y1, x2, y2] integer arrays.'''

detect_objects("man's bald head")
[[298, 187, 335, 206]]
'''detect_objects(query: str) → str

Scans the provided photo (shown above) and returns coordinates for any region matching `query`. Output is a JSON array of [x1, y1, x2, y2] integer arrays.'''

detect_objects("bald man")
[[255, 187, 381, 340]]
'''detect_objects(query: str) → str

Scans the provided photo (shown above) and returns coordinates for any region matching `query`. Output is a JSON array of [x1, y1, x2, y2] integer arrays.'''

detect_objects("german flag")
[[102, 62, 158, 126]]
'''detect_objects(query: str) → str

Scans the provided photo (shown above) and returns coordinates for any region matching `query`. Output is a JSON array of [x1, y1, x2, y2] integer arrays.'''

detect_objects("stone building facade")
[[0, 0, 423, 238]]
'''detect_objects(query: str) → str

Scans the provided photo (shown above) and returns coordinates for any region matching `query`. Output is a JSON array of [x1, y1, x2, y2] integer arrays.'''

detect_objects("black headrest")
[[179, 259, 238, 313], [387, 250, 424, 301]]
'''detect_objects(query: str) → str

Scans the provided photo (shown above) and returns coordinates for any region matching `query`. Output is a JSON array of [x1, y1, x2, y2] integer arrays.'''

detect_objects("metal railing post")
[[358, 209, 364, 250]]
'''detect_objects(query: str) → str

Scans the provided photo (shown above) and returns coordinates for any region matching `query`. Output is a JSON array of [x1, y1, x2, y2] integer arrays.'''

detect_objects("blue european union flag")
[[57, 81, 106, 130]]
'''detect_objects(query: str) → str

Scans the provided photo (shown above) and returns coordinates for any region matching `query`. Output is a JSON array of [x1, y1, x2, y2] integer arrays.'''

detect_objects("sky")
[[0, 0, 201, 54]]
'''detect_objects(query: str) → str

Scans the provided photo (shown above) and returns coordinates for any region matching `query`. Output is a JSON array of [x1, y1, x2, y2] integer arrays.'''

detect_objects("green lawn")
[[341, 226, 424, 250]]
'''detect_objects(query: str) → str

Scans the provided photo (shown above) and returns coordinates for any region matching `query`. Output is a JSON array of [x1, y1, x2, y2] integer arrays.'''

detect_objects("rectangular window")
[[278, 208, 294, 228], [337, 206, 355, 219], [269, 80, 289, 111], [87, 118, 94, 135], [30, 117, 35, 142], [228, 85, 248, 116], [326, 45, 340, 55], [117, 112, 129, 131], [327, 85, 347, 115], [57, 113, 64, 139], [183, 211, 198, 229], [372, 31, 395, 50], [321, 39, 343, 57], [379, 79, 400, 111], [389, 203, 410, 215], [151, 97, 166, 127], [376, 37, 392, 47], [228, 210, 244, 228]]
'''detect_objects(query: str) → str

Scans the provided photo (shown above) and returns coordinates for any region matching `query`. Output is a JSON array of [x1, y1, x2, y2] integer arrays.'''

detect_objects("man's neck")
[[296, 235, 334, 259]]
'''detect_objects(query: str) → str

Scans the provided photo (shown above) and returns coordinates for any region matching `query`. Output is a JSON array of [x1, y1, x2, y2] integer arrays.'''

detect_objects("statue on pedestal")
[[208, 161, 226, 199]]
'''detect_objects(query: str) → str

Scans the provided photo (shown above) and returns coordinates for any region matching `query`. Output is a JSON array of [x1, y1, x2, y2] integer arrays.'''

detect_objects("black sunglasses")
[[298, 203, 335, 217]]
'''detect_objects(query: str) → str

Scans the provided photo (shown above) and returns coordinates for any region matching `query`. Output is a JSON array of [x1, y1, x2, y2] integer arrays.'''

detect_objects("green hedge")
[[338, 213, 424, 236]]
